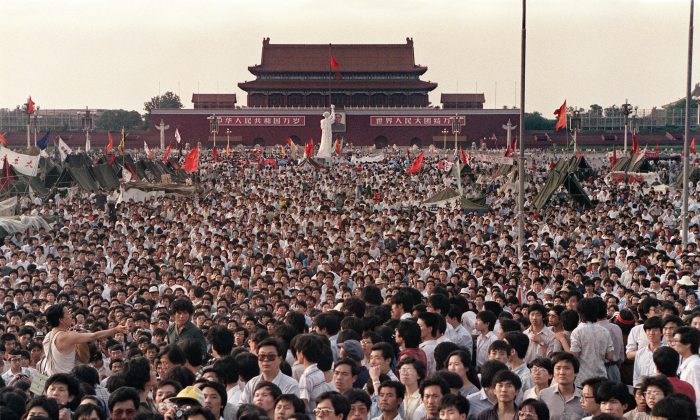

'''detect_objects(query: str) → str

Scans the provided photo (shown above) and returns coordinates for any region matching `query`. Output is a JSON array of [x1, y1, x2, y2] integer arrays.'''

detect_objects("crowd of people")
[[0, 146, 698, 420]]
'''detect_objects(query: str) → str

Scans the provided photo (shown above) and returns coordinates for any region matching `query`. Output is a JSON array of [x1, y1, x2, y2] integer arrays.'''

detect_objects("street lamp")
[[79, 107, 94, 152], [570, 110, 581, 152], [208, 114, 219, 148], [441, 128, 449, 150], [226, 128, 231, 150], [32, 107, 42, 147], [621, 100, 634, 153], [451, 114, 462, 151]]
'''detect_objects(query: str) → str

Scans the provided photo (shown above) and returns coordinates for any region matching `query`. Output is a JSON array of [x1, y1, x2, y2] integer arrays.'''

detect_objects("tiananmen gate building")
[[152, 38, 520, 148]]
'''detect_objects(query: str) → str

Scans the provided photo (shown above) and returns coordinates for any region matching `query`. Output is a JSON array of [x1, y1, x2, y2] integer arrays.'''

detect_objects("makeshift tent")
[[92, 164, 120, 190], [573, 154, 594, 180], [421, 188, 490, 212], [675, 166, 700, 187], [532, 157, 592, 210], [66, 166, 100, 192], [297, 157, 327, 170], [610, 154, 652, 173]]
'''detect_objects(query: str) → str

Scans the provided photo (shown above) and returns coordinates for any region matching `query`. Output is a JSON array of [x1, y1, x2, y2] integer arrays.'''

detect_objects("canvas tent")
[[532, 157, 592, 210], [610, 154, 652, 173], [422, 188, 490, 212]]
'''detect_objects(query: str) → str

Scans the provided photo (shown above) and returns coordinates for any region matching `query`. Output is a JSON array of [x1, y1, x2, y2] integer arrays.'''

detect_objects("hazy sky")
[[1, 0, 696, 115]]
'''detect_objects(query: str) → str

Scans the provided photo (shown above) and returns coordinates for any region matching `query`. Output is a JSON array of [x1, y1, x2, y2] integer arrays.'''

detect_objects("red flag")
[[212, 147, 219, 162], [305, 138, 314, 158], [163, 144, 171, 163], [330, 55, 340, 69], [0, 132, 7, 147], [107, 153, 116, 165], [554, 100, 567, 131], [460, 148, 468, 165], [106, 132, 114, 154], [655, 144, 660, 154], [182, 144, 199, 173], [0, 156, 12, 192], [631, 133, 639, 155], [27, 96, 35, 114], [504, 144, 512, 157], [692, 138, 697, 154], [335, 139, 342, 155], [407, 151, 425, 175], [610, 146, 617, 168]]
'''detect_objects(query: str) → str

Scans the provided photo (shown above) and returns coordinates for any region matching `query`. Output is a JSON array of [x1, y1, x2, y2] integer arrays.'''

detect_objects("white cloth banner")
[[0, 148, 39, 176], [0, 197, 17, 216], [350, 154, 384, 163], [471, 153, 514, 165], [58, 137, 73, 161]]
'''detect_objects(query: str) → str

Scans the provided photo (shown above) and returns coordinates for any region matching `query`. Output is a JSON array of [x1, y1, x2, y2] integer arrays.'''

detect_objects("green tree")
[[524, 112, 555, 130], [96, 110, 143, 131], [589, 104, 603, 117], [143, 91, 183, 128]]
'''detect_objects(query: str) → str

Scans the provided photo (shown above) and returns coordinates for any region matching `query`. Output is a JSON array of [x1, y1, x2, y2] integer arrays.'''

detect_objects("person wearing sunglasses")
[[239, 337, 299, 404]]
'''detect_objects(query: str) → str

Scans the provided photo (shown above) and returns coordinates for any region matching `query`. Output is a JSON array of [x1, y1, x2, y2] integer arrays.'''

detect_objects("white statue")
[[317, 105, 335, 158]]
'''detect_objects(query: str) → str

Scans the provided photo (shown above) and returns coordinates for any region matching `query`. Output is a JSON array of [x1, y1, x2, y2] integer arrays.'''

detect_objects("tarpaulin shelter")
[[533, 157, 592, 210], [610, 154, 653, 173], [422, 188, 490, 212], [675, 166, 700, 187]]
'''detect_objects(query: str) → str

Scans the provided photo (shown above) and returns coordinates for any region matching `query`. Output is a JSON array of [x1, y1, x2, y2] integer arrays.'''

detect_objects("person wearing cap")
[[340, 339, 370, 389], [2, 348, 31, 384], [164, 385, 205, 420]]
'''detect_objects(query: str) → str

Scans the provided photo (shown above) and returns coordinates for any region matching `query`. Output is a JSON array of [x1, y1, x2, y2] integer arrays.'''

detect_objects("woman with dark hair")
[[517, 398, 550, 420], [397, 356, 426, 420], [445, 350, 481, 397], [24, 396, 60, 420]]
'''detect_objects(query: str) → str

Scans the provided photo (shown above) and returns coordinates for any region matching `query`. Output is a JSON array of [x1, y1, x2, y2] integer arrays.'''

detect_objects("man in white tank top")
[[41, 303, 128, 376]]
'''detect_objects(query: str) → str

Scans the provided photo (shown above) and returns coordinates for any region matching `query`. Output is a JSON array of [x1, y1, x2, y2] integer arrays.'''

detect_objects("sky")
[[1, 0, 697, 115]]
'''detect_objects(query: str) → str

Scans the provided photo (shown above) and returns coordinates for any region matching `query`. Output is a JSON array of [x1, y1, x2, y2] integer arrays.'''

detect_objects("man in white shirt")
[[417, 312, 441, 375], [672, 326, 700, 417], [240, 337, 299, 404]]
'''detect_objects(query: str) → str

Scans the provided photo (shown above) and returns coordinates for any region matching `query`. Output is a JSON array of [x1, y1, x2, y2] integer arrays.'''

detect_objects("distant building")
[[192, 94, 237, 109], [441, 93, 485, 110]]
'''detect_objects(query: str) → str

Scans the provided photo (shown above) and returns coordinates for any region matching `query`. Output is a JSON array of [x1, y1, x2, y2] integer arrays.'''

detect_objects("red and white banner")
[[370, 116, 465, 126], [0, 148, 39, 176], [217, 116, 305, 126]]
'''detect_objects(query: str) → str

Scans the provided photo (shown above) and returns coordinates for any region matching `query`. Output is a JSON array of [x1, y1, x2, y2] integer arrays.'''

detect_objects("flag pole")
[[328, 43, 332, 109], [517, 0, 527, 264], [682, 0, 694, 247]]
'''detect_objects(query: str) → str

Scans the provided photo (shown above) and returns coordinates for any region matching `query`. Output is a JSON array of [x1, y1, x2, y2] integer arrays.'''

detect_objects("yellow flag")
[[118, 127, 125, 153]]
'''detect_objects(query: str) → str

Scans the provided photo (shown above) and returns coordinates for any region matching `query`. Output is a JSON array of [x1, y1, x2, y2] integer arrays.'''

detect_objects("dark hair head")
[[370, 342, 395, 361], [26, 396, 60, 420], [108, 386, 140, 412], [519, 399, 550, 420], [46, 303, 68, 328], [74, 403, 106, 420], [378, 380, 406, 400], [171, 298, 195, 314], [476, 311, 497, 331], [435, 371, 464, 392], [434, 341, 460, 371], [71, 364, 100, 386], [197, 380, 228, 409], [640, 375, 674, 398], [343, 389, 371, 409], [577, 298, 600, 323], [183, 406, 216, 420], [528, 303, 547, 318], [651, 393, 696, 420], [235, 352, 260, 382], [45, 373, 83, 410], [528, 357, 553, 374], [675, 326, 700, 354], [595, 381, 631, 407], [315, 391, 350, 420], [420, 375, 450, 398], [159, 344, 186, 366], [417, 312, 441, 337], [207, 326, 234, 356], [653, 346, 681, 377], [275, 394, 306, 415], [503, 331, 529, 360], [551, 352, 580, 374], [438, 394, 470, 415], [163, 366, 196, 388], [211, 355, 239, 385], [643, 316, 663, 332], [479, 360, 509, 388], [396, 320, 421, 349], [120, 357, 151, 391], [397, 356, 427, 382], [295, 334, 323, 363], [492, 370, 522, 391]]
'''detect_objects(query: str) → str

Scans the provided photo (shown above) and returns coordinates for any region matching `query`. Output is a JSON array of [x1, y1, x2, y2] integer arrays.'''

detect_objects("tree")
[[143, 91, 183, 128], [524, 112, 555, 130], [96, 110, 143, 131], [589, 104, 603, 117]]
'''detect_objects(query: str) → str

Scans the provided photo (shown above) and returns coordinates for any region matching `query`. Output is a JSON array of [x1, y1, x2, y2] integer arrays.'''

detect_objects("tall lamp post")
[[79, 107, 94, 152], [682, 0, 695, 248], [621, 100, 634, 154], [208, 114, 219, 148], [570, 110, 581, 152], [452, 114, 462, 152], [517, 0, 527, 262], [226, 128, 231, 150], [32, 107, 42, 147], [441, 128, 449, 150]]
